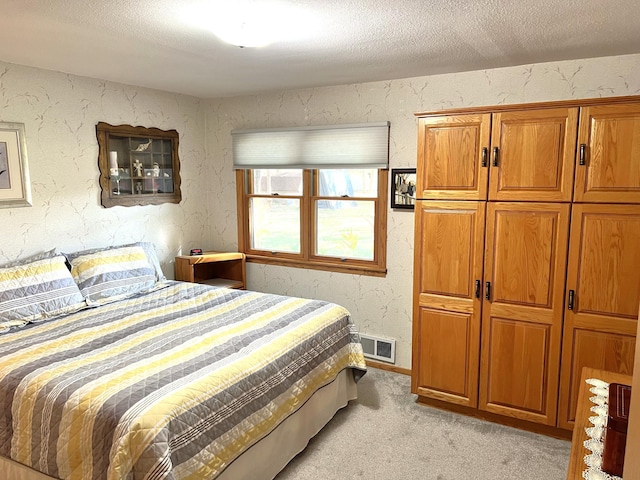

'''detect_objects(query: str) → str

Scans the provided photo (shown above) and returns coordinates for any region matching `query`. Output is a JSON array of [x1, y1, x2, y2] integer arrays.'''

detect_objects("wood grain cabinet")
[[416, 108, 578, 202], [557, 204, 640, 429], [416, 113, 491, 201], [411, 201, 485, 407], [412, 96, 640, 434], [574, 103, 640, 203], [479, 202, 569, 425]]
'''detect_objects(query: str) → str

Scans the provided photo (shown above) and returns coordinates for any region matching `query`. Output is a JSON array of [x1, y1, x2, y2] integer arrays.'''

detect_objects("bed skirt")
[[0, 368, 357, 480]]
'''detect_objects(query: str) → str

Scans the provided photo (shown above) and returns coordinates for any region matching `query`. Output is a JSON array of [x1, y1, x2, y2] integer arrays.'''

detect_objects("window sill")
[[245, 254, 387, 277]]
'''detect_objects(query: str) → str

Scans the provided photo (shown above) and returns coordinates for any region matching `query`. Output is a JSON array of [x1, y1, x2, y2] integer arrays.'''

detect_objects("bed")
[[0, 244, 366, 480]]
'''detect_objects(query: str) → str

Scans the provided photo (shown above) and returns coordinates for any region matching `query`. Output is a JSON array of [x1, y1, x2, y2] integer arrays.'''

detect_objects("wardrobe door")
[[489, 108, 578, 202], [557, 204, 640, 429], [479, 202, 570, 425], [416, 114, 491, 200], [574, 103, 640, 203], [411, 201, 485, 407]]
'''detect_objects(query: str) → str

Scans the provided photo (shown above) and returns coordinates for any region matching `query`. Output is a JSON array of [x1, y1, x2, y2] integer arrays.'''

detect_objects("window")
[[236, 168, 387, 275], [233, 122, 389, 276]]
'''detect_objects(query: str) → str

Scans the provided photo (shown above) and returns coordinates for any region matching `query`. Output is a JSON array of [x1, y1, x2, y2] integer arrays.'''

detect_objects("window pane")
[[316, 200, 374, 260], [318, 169, 378, 197], [250, 197, 300, 253], [252, 169, 303, 195]]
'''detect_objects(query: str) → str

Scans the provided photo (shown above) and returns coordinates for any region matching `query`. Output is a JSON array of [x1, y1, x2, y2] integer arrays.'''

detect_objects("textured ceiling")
[[1, 0, 639, 98]]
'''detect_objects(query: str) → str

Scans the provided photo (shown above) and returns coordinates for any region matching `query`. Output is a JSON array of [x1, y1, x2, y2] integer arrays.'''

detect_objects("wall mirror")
[[96, 122, 181, 207]]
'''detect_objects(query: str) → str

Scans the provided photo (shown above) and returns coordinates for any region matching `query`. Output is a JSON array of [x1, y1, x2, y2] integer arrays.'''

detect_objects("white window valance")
[[232, 122, 390, 169]]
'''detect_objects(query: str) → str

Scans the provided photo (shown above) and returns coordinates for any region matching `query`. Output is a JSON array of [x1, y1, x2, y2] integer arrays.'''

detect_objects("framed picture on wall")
[[390, 168, 416, 210], [0, 122, 32, 208]]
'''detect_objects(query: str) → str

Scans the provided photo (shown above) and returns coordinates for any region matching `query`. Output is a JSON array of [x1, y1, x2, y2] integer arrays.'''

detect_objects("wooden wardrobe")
[[411, 96, 640, 434]]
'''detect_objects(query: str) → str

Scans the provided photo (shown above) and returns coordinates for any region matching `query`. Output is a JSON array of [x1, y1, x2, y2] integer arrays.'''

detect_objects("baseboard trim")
[[415, 395, 572, 440], [366, 360, 411, 376]]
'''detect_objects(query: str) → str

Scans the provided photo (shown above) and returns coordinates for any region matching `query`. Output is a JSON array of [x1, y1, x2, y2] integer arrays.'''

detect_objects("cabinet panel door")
[[481, 317, 551, 413], [489, 108, 578, 202], [415, 201, 486, 300], [558, 328, 636, 430], [411, 201, 485, 407], [557, 203, 640, 429], [414, 308, 477, 405], [479, 202, 570, 425], [416, 114, 491, 200], [574, 103, 640, 203]]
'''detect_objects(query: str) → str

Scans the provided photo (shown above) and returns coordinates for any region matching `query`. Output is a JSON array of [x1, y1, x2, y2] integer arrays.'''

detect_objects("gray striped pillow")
[[67, 245, 156, 306], [0, 255, 86, 324]]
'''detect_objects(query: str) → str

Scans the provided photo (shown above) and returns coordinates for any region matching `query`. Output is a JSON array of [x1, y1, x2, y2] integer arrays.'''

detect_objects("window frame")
[[236, 168, 388, 277]]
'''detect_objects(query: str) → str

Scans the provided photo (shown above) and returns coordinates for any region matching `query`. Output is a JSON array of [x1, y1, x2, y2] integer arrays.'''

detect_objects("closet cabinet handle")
[[481, 148, 488, 167], [492, 147, 499, 167], [475, 280, 481, 299], [568, 290, 575, 310], [579, 144, 586, 165], [485, 281, 491, 301]]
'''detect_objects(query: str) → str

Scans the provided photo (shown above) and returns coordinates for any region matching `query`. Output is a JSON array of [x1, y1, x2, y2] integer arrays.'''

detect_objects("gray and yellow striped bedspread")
[[0, 282, 366, 480]]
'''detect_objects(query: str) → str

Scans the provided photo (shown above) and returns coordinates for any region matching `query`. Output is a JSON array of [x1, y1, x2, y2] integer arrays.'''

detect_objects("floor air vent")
[[360, 334, 395, 364]]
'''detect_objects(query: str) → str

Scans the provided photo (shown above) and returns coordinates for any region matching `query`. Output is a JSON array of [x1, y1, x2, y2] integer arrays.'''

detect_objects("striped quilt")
[[0, 282, 366, 480]]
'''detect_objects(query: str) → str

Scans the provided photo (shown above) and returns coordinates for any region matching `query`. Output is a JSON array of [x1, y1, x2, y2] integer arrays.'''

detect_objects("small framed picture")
[[390, 168, 416, 210], [0, 122, 32, 208]]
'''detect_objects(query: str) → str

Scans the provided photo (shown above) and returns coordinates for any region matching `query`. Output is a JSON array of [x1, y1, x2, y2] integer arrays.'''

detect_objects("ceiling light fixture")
[[212, 17, 274, 48], [184, 1, 315, 48]]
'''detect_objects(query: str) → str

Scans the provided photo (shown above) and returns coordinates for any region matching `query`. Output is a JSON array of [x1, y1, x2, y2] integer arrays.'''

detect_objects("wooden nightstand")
[[175, 252, 246, 289]]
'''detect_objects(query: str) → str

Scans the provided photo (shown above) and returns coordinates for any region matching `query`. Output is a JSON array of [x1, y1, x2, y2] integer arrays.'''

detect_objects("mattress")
[[0, 368, 357, 480], [0, 282, 366, 479]]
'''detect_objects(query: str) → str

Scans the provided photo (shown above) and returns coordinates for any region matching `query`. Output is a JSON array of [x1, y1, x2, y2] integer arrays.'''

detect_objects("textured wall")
[[0, 62, 208, 276], [2, 54, 639, 370], [206, 53, 640, 369]]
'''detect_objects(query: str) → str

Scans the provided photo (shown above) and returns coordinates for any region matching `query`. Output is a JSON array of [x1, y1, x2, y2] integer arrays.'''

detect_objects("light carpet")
[[276, 367, 571, 479]]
